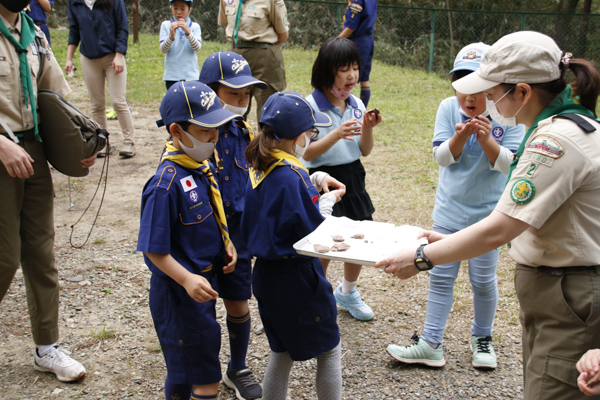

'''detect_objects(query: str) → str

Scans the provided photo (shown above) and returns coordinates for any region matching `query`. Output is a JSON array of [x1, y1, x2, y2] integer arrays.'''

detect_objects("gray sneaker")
[[386, 334, 446, 367], [471, 336, 497, 369], [223, 368, 262, 400]]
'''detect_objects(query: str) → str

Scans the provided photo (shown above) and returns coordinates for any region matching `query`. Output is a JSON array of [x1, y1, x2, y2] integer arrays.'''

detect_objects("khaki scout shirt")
[[218, 0, 288, 44], [0, 13, 69, 135], [496, 116, 600, 267]]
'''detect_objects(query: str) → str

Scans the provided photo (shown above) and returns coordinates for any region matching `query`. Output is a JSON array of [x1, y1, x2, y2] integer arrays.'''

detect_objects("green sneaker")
[[386, 334, 445, 367], [106, 108, 118, 120], [471, 336, 497, 369]]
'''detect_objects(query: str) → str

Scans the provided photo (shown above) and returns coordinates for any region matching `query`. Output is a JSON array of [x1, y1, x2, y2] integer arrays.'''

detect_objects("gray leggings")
[[262, 341, 342, 400]]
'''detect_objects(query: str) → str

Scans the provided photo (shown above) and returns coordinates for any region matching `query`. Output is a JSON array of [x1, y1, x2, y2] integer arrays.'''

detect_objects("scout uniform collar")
[[0, 12, 39, 139], [249, 149, 308, 189], [506, 85, 598, 182]]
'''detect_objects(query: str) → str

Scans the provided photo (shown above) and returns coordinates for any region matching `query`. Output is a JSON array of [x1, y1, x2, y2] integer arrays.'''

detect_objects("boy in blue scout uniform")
[[339, 0, 376, 107], [241, 91, 346, 399], [25, 0, 52, 46], [137, 81, 240, 400], [198, 50, 267, 400]]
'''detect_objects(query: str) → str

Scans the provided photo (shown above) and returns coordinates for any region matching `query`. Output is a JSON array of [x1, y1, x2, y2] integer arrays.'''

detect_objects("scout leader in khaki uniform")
[[375, 31, 600, 400], [0, 1, 94, 382], [218, 0, 288, 122]]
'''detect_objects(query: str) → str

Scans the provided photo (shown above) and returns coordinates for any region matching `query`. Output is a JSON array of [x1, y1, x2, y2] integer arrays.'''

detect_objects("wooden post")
[[133, 0, 139, 44]]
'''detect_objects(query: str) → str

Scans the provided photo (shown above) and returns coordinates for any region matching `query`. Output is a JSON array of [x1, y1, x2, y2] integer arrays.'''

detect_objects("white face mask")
[[486, 88, 524, 127], [223, 103, 248, 117], [178, 125, 215, 162], [294, 133, 310, 159]]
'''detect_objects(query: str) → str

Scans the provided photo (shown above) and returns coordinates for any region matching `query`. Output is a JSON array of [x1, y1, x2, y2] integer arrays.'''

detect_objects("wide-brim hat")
[[156, 81, 240, 128], [200, 51, 268, 90], [453, 31, 563, 95], [259, 91, 332, 140], [449, 42, 490, 75]]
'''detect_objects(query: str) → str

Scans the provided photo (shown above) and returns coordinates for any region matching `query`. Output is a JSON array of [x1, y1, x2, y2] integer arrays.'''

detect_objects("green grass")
[[90, 326, 115, 341]]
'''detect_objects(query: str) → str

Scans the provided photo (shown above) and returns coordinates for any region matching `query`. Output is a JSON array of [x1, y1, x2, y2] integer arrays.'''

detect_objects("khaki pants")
[[0, 139, 58, 345], [80, 54, 135, 145], [233, 44, 286, 123], [515, 264, 600, 400]]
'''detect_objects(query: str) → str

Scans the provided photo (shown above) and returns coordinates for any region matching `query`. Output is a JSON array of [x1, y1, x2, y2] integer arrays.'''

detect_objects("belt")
[[519, 263, 600, 277], [34, 21, 46, 25], [2, 127, 35, 141], [233, 40, 271, 49]]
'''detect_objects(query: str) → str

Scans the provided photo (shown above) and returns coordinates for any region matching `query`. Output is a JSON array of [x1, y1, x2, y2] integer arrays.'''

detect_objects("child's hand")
[[416, 230, 446, 244], [169, 21, 178, 40], [320, 175, 346, 194], [332, 119, 362, 141], [178, 18, 191, 36], [329, 189, 345, 203], [222, 241, 237, 274], [578, 349, 600, 375], [182, 273, 218, 303], [455, 121, 478, 138], [362, 108, 382, 128], [472, 115, 492, 143]]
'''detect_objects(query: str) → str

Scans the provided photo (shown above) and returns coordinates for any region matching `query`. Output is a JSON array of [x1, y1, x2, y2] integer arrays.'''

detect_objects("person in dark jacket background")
[[65, 0, 136, 158]]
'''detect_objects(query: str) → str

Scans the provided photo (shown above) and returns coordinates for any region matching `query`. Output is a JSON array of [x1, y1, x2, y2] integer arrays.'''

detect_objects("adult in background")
[[65, 0, 136, 158], [25, 0, 52, 46], [218, 0, 288, 122], [0, 0, 93, 382], [338, 0, 376, 107], [376, 31, 600, 399]]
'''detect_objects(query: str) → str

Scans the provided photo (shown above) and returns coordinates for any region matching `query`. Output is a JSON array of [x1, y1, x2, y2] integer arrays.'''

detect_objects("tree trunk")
[[578, 0, 592, 57]]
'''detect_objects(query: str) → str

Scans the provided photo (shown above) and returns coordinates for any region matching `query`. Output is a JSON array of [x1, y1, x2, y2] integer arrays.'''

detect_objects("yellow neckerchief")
[[161, 141, 231, 247], [249, 149, 308, 189]]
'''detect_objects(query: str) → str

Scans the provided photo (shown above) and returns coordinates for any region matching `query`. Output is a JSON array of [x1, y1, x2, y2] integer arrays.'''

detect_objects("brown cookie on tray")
[[313, 244, 331, 253], [331, 235, 345, 242], [351, 233, 364, 239], [331, 243, 351, 252]]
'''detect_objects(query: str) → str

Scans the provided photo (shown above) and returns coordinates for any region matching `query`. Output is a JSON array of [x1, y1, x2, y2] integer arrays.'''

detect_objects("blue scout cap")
[[259, 91, 332, 140], [449, 42, 491, 75], [170, 0, 192, 3], [156, 81, 240, 128], [199, 51, 268, 90]]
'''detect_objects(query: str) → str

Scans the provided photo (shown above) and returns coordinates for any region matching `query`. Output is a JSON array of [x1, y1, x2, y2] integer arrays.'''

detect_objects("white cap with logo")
[[452, 31, 563, 95]]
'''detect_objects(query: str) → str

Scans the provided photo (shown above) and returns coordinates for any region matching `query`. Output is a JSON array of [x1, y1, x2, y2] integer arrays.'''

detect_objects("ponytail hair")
[[95, 0, 113, 13], [245, 125, 278, 172]]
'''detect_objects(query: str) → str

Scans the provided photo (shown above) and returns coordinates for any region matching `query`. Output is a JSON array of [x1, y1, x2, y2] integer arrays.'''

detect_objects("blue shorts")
[[214, 213, 252, 301], [252, 257, 340, 361], [149, 274, 222, 385], [351, 34, 374, 83]]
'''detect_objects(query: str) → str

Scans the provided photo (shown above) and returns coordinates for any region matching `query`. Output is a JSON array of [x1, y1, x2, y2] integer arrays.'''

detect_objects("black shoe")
[[97, 145, 115, 158], [222, 368, 262, 400], [118, 144, 136, 158]]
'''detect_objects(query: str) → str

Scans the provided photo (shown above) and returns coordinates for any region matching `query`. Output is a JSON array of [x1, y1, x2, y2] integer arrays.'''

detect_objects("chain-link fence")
[[49, 0, 600, 75]]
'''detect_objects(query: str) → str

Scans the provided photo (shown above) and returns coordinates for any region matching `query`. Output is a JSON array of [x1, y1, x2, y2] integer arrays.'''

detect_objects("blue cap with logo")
[[259, 91, 332, 140], [449, 42, 491, 75], [156, 81, 240, 128], [199, 51, 268, 90]]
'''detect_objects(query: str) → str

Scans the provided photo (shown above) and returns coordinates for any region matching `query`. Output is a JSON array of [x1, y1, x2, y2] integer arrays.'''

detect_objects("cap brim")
[[452, 71, 499, 95], [220, 76, 268, 90], [188, 108, 242, 128], [313, 110, 332, 127]]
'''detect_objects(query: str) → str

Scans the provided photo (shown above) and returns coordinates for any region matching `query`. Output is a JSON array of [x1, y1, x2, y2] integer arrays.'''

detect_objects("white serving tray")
[[293, 216, 427, 266]]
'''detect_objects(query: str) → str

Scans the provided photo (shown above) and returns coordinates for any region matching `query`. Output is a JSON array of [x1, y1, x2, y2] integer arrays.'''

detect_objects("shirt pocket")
[[0, 57, 13, 107], [178, 202, 221, 256]]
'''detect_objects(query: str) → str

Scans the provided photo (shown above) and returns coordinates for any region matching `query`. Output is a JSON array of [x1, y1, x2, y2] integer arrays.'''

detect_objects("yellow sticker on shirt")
[[527, 135, 564, 159]]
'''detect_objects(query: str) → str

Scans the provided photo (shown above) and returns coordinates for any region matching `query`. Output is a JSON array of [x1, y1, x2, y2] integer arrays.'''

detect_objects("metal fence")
[[49, 0, 600, 75]]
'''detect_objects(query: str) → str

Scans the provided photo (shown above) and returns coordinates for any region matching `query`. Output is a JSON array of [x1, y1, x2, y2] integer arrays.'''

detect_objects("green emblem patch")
[[510, 178, 535, 204]]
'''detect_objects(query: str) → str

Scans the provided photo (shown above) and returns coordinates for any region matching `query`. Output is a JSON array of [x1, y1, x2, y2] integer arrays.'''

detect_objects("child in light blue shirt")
[[159, 0, 202, 90]]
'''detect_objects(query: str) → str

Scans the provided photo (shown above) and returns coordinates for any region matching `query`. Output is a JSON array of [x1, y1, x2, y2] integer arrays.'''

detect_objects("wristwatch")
[[414, 244, 434, 271]]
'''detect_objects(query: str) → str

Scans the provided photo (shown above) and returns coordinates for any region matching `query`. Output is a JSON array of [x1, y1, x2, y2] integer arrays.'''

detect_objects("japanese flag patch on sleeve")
[[180, 175, 197, 192]]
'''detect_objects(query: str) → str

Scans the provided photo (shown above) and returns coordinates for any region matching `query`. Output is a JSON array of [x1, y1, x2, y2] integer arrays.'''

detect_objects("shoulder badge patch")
[[283, 16, 288, 26], [510, 178, 535, 204], [353, 109, 363, 119], [349, 3, 363, 13], [275, 0, 284, 5], [492, 126, 504, 139], [527, 135, 564, 159]]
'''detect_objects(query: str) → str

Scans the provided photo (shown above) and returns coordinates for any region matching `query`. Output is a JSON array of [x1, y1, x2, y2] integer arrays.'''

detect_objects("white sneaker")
[[34, 346, 86, 382]]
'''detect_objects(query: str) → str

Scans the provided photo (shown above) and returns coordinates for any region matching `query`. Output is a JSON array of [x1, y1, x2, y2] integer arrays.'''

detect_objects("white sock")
[[341, 278, 357, 294], [37, 343, 57, 356]]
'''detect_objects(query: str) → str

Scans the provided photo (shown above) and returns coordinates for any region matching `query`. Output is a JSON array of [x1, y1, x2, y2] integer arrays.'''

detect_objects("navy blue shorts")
[[252, 257, 340, 361], [149, 274, 222, 385], [214, 213, 252, 301], [351, 34, 374, 83]]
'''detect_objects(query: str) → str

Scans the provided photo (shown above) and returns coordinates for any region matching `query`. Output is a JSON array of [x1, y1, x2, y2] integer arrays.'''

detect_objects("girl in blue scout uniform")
[[137, 81, 240, 400], [385, 43, 525, 369], [160, 0, 202, 90], [25, 0, 52, 46], [241, 91, 346, 400], [339, 0, 376, 107], [303, 37, 382, 322], [198, 50, 267, 400]]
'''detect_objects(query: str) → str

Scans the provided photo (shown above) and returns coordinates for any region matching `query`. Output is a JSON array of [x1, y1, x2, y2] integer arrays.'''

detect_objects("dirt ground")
[[0, 85, 525, 399]]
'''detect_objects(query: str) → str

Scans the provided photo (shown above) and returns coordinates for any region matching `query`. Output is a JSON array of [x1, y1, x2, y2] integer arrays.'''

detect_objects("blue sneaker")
[[334, 284, 374, 321]]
